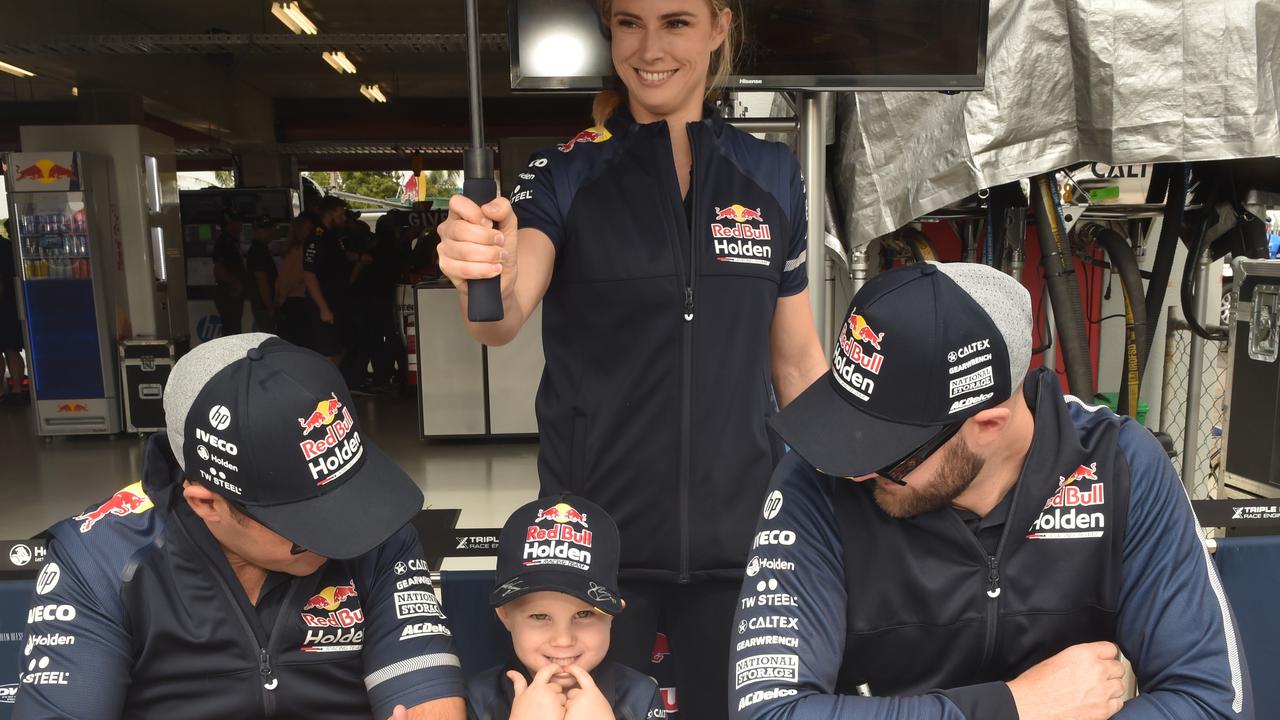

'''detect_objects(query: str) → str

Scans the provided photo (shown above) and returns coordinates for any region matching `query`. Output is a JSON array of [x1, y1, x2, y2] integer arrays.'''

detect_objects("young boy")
[[467, 495, 667, 720]]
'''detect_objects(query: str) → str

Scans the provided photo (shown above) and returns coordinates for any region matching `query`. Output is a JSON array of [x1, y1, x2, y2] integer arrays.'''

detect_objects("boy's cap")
[[163, 334, 424, 559], [490, 494, 622, 615]]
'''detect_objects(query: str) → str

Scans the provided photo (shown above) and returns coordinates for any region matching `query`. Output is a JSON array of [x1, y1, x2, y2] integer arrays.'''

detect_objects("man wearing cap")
[[729, 263, 1252, 720], [13, 334, 465, 720], [305, 195, 355, 366]]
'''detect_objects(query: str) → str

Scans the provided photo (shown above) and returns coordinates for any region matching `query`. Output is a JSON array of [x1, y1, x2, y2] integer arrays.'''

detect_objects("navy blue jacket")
[[467, 660, 665, 720], [14, 435, 464, 719], [512, 104, 808, 582], [729, 369, 1252, 719]]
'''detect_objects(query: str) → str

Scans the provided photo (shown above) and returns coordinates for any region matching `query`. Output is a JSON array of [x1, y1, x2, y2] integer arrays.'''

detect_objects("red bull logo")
[[714, 204, 766, 224], [73, 482, 154, 533], [1061, 462, 1099, 486], [56, 402, 90, 414], [558, 126, 613, 153], [533, 502, 589, 527], [14, 160, 77, 185], [849, 314, 884, 351], [299, 393, 343, 435], [651, 632, 672, 664], [1042, 463, 1104, 511], [301, 581, 364, 629], [303, 583, 359, 612]]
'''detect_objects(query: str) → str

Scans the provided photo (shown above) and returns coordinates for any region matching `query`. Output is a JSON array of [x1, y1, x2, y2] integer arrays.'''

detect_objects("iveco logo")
[[195, 428, 238, 456]]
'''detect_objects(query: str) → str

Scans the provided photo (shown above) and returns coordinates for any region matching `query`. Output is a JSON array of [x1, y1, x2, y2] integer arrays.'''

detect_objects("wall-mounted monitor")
[[510, 0, 990, 92]]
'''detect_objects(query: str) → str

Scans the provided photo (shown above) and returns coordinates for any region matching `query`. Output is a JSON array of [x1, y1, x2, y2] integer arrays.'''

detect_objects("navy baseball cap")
[[770, 262, 1033, 478], [163, 334, 424, 559], [490, 494, 623, 615]]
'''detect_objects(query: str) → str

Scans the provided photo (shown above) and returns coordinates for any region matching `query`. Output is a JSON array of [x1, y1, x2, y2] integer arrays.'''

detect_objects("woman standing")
[[438, 1, 827, 715]]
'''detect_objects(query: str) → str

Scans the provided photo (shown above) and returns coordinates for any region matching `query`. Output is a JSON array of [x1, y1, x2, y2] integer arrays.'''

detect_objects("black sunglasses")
[[874, 421, 965, 485]]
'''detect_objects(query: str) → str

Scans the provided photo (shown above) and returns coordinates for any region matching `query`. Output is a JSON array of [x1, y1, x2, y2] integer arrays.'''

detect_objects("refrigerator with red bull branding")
[[6, 151, 123, 435]]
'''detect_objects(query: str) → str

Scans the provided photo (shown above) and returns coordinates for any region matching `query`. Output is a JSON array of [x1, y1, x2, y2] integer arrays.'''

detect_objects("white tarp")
[[836, 0, 1280, 247]]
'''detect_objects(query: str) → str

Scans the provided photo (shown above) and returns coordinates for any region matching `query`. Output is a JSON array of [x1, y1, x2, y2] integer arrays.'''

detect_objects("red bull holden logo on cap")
[[297, 394, 363, 487], [712, 204, 773, 265], [524, 502, 593, 571], [558, 126, 613, 153], [832, 312, 885, 401], [73, 482, 154, 533]]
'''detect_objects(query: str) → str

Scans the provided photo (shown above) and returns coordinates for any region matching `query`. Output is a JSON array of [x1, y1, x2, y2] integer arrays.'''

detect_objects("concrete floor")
[[0, 392, 540, 570]]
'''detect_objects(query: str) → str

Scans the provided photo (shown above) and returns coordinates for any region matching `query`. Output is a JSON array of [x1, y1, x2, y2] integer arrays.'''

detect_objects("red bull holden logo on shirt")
[[1028, 462, 1107, 540], [712, 204, 773, 265], [832, 312, 885, 401], [558, 126, 613, 152], [73, 482, 154, 533], [300, 581, 365, 652], [297, 394, 363, 486]]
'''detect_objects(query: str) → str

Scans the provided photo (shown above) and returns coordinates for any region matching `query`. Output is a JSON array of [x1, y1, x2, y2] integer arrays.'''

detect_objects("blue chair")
[[437, 570, 511, 680], [1212, 536, 1280, 716]]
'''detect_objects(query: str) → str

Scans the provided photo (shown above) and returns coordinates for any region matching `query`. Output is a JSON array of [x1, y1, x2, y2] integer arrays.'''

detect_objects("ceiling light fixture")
[[360, 84, 387, 103], [0, 60, 36, 78], [322, 51, 357, 74], [271, 2, 318, 35]]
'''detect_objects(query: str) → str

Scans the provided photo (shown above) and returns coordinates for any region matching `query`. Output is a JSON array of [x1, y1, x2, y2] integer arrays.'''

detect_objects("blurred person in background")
[[275, 212, 316, 349], [0, 218, 28, 404], [247, 216, 279, 333], [304, 196, 354, 367], [212, 210, 250, 336]]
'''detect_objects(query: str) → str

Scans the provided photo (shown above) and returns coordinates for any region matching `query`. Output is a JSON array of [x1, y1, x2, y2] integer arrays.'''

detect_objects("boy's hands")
[[563, 666, 613, 720], [508, 664, 567, 720]]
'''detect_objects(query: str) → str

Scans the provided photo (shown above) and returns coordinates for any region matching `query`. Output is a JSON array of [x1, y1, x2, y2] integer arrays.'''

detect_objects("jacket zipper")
[[259, 648, 278, 714], [174, 514, 279, 716], [677, 123, 700, 582], [954, 477, 1025, 672]]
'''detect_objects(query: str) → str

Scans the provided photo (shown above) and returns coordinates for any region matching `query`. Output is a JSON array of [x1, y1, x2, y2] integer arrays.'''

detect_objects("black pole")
[[463, 0, 503, 322]]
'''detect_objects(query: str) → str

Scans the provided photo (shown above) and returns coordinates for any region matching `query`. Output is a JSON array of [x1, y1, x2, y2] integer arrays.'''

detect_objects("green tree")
[[339, 171, 403, 209], [213, 169, 235, 188], [419, 170, 461, 200]]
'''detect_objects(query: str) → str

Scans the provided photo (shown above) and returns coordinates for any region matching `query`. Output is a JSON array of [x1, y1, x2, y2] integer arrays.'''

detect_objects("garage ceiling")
[[0, 0, 596, 162]]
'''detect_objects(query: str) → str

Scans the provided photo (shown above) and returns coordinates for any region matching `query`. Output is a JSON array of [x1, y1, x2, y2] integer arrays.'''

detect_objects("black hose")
[[1084, 225, 1148, 416], [1181, 216, 1230, 342], [1142, 165, 1186, 353], [1032, 174, 1094, 397]]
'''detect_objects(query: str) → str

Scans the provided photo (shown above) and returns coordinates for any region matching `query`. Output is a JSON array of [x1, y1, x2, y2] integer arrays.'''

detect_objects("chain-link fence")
[[1160, 314, 1230, 504]]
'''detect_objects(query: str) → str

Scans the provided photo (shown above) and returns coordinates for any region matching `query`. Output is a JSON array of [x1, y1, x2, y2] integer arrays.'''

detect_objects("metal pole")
[[850, 245, 870, 295], [464, 0, 484, 152], [1042, 286, 1058, 372], [725, 118, 799, 135], [1180, 248, 1213, 489], [798, 92, 832, 354]]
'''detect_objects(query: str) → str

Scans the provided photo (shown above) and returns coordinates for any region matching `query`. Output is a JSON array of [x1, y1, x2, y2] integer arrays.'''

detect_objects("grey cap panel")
[[164, 333, 275, 471], [931, 262, 1034, 392]]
